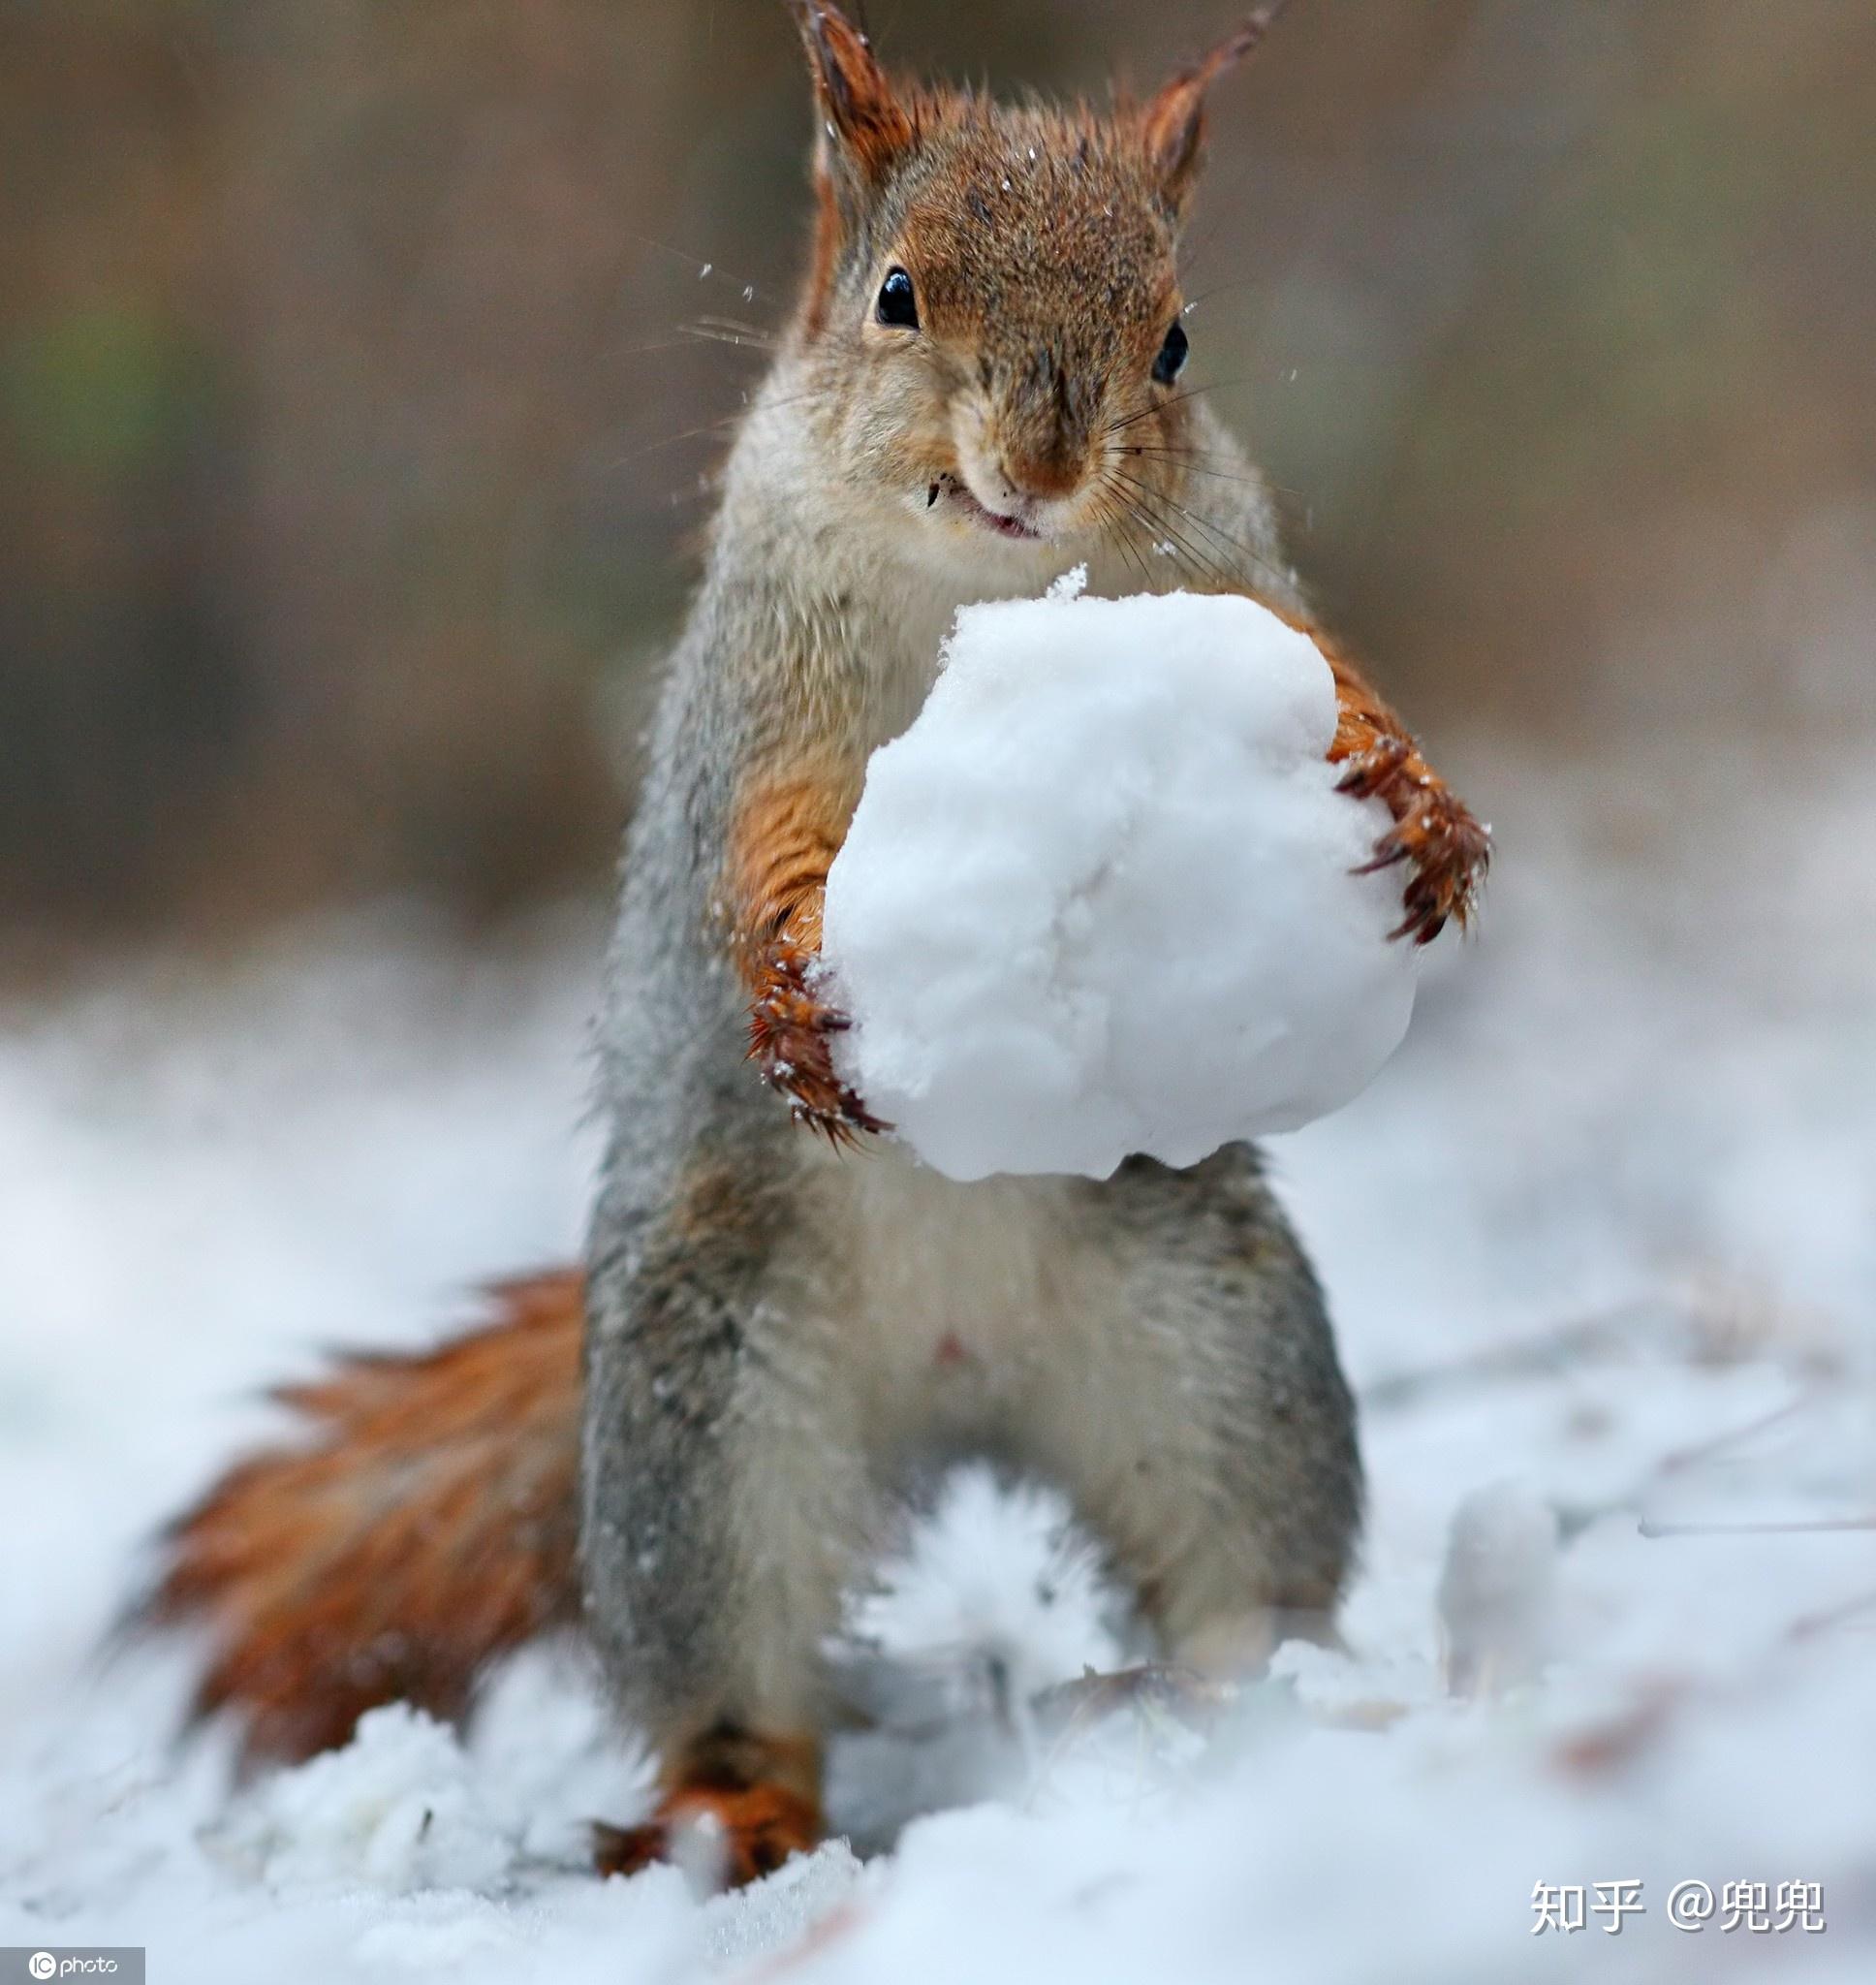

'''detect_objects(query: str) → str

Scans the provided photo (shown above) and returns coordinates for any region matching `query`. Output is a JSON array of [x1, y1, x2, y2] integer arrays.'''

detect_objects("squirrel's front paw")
[[748, 940, 889, 1145], [1338, 740, 1491, 945]]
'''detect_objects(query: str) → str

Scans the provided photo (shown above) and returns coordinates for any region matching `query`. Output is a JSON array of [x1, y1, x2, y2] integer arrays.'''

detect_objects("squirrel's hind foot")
[[592, 1780, 823, 1889]]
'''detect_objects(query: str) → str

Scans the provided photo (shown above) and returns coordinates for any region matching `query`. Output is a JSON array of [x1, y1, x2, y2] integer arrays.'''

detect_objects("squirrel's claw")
[[1336, 740, 1490, 947], [748, 940, 891, 1142], [1352, 831, 1410, 875], [1334, 733, 1412, 801]]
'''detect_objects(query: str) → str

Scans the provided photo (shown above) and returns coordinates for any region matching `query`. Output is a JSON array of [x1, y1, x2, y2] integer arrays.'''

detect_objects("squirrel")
[[141, 2, 1487, 1889]]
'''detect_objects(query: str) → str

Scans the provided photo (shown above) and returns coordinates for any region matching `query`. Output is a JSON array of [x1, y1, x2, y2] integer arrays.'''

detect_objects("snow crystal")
[[215, 1705, 516, 1895], [822, 587, 1421, 1181], [827, 1467, 1126, 1850]]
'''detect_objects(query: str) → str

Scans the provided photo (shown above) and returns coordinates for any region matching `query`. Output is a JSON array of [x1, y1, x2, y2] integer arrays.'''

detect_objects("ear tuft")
[[1141, 1, 1291, 217], [788, 2, 915, 185]]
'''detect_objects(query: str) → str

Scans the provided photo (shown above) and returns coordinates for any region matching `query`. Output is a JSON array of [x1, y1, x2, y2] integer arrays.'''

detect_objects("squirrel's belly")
[[791, 1143, 1117, 1436]]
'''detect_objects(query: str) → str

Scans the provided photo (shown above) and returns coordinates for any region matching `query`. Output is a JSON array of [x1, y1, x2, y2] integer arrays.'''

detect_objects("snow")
[[1435, 1481, 1560, 1696], [822, 578, 1421, 1180], [217, 1705, 521, 1895], [4, 742, 1876, 1980]]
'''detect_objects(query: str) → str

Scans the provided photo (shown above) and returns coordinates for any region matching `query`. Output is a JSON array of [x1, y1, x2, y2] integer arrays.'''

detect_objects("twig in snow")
[[1359, 1299, 1674, 1412], [1640, 1514, 1876, 1539], [1787, 1587, 1876, 1644]]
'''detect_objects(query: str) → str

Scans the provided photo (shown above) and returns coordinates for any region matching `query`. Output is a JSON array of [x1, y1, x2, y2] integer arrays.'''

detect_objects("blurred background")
[[6, 0, 1872, 966]]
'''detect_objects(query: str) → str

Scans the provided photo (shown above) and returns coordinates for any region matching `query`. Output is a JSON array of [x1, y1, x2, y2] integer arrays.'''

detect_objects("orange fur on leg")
[[139, 1272, 584, 1766], [728, 768, 886, 1143]]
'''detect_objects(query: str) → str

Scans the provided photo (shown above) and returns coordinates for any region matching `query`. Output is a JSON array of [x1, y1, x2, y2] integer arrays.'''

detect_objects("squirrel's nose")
[[999, 443, 1087, 504], [999, 356, 1092, 503]]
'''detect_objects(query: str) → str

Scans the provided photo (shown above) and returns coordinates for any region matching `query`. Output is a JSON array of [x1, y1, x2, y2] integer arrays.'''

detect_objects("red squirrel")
[[146, 3, 1486, 1887]]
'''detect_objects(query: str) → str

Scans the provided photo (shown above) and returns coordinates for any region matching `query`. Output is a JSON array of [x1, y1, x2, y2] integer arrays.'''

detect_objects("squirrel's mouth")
[[928, 474, 1044, 543]]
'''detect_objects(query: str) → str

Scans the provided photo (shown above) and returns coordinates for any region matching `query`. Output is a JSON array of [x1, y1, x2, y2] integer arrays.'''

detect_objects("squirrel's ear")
[[1141, 2, 1289, 219], [788, 3, 915, 193]]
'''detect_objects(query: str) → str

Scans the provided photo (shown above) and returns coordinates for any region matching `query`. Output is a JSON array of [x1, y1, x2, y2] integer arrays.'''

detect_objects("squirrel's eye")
[[876, 267, 920, 331], [1153, 319, 1190, 387]]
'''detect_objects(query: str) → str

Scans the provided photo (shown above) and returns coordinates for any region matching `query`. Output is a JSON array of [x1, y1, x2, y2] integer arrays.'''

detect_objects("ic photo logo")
[[26, 1961, 120, 1980], [28, 1960, 55, 1982]]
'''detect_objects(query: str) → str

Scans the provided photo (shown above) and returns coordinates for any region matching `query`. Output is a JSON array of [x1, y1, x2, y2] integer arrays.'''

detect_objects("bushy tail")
[[140, 1270, 585, 1767]]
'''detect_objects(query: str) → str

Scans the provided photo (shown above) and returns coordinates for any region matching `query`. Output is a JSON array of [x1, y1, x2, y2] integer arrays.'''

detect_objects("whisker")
[[1114, 465, 1277, 587], [1128, 492, 1243, 596], [1126, 443, 1310, 505], [692, 314, 781, 344], [1101, 379, 1247, 437], [1115, 446, 1265, 488], [630, 232, 776, 306], [693, 313, 777, 336], [1135, 480, 1266, 568], [1179, 276, 1265, 307], [681, 321, 781, 353], [1110, 474, 1239, 592], [607, 385, 827, 467], [1091, 485, 1154, 591]]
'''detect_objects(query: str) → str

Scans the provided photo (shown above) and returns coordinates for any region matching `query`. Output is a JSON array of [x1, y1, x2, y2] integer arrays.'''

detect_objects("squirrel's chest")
[[791, 1150, 1114, 1428]]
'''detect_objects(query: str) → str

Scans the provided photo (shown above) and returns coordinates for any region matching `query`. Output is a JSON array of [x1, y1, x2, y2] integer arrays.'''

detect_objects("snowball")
[[822, 584, 1421, 1182]]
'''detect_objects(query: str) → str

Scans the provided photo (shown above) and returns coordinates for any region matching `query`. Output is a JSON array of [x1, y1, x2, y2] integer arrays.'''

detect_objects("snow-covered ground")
[[3, 740, 1872, 1981]]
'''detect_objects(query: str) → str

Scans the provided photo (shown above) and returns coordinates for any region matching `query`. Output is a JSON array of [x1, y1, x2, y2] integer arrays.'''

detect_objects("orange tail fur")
[[141, 1270, 585, 1767]]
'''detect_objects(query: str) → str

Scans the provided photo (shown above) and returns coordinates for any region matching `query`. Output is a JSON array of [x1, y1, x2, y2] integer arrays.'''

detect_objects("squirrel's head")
[[781, 2, 1286, 574]]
